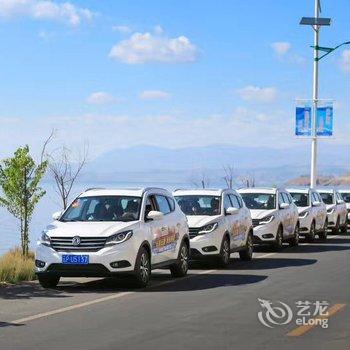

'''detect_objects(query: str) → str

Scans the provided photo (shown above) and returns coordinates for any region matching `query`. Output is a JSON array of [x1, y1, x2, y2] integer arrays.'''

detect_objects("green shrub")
[[0, 248, 36, 284]]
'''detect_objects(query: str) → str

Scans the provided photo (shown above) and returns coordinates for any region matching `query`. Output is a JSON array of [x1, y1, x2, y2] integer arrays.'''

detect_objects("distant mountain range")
[[77, 144, 350, 186]]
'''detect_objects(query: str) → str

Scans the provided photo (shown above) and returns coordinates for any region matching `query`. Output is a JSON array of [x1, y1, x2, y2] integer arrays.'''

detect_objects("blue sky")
[[0, 0, 350, 158]]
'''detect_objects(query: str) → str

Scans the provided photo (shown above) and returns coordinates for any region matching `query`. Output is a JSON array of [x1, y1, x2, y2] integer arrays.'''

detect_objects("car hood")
[[326, 204, 336, 211], [249, 209, 276, 220], [297, 207, 310, 214], [45, 221, 138, 238], [186, 215, 220, 228]]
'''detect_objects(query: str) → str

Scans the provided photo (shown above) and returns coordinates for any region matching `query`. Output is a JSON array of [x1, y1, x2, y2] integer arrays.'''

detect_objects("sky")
[[0, 0, 350, 160]]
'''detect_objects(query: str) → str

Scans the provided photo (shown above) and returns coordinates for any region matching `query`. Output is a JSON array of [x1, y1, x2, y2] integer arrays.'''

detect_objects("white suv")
[[287, 188, 328, 241], [318, 189, 347, 234], [173, 189, 253, 266], [35, 188, 190, 288], [238, 188, 299, 250], [338, 190, 350, 226]]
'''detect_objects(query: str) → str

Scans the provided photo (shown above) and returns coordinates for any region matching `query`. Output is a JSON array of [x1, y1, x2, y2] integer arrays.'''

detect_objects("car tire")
[[273, 226, 283, 251], [340, 218, 347, 234], [305, 221, 316, 242], [132, 246, 151, 288], [332, 217, 340, 234], [289, 224, 299, 247], [38, 274, 60, 288], [170, 241, 189, 278], [318, 220, 328, 240], [217, 236, 230, 267], [239, 232, 253, 261]]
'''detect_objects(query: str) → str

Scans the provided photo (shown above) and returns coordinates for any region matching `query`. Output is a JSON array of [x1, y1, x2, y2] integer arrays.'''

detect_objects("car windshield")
[[60, 196, 142, 222], [175, 195, 221, 216], [290, 192, 309, 207], [341, 193, 350, 203], [241, 193, 276, 210], [319, 193, 334, 205]]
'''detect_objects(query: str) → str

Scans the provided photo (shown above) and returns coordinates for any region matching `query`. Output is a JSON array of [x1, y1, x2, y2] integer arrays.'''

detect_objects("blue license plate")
[[62, 255, 89, 264]]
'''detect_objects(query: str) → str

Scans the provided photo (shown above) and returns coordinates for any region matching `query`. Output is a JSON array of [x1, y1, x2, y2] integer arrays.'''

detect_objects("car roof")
[[173, 188, 235, 196], [286, 188, 310, 194], [238, 187, 283, 194], [80, 187, 171, 198], [338, 189, 350, 193], [316, 188, 335, 194]]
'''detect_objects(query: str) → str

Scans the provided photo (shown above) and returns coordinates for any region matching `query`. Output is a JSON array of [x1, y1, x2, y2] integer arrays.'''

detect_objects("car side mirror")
[[312, 201, 321, 207], [280, 203, 289, 210], [226, 207, 239, 215], [147, 210, 164, 221], [52, 211, 63, 220]]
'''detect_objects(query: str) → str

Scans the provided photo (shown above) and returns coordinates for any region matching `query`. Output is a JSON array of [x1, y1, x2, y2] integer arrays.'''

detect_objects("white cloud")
[[339, 50, 350, 72], [235, 86, 278, 103], [139, 90, 171, 100], [86, 92, 118, 105], [0, 0, 93, 26], [271, 42, 291, 56], [109, 28, 198, 64], [112, 25, 131, 34]]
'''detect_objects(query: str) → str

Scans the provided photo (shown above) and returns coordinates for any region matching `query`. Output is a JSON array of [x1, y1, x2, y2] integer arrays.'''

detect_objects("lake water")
[[0, 181, 195, 256]]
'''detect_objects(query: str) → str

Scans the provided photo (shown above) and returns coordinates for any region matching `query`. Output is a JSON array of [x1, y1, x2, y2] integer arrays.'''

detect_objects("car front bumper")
[[35, 241, 136, 277], [189, 231, 222, 257], [252, 223, 277, 243]]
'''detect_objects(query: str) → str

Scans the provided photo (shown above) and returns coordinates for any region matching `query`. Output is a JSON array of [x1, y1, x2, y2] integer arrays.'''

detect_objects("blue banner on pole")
[[295, 106, 312, 136], [317, 105, 333, 136]]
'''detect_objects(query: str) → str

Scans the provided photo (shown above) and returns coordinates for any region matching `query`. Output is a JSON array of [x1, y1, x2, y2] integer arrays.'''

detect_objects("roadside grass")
[[0, 248, 36, 285]]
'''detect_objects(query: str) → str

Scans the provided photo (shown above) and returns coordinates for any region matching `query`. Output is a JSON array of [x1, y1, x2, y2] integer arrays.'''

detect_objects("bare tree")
[[49, 145, 88, 210], [222, 164, 235, 189], [190, 169, 211, 189], [240, 174, 255, 188]]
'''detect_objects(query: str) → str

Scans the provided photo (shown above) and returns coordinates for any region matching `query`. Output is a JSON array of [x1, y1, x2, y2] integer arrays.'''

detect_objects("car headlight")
[[198, 222, 218, 234], [299, 211, 309, 219], [259, 215, 275, 225], [105, 230, 133, 245], [40, 231, 51, 247], [327, 208, 335, 214]]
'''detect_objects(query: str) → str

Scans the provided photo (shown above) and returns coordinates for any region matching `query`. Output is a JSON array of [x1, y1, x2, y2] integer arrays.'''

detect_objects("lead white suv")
[[238, 188, 299, 250], [287, 188, 328, 241], [35, 188, 190, 288], [173, 189, 253, 266], [318, 189, 347, 234], [338, 190, 350, 227]]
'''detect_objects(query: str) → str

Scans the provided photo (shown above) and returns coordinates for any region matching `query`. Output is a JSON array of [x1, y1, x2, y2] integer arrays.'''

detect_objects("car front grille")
[[189, 227, 201, 239], [50, 237, 107, 252], [252, 219, 260, 228]]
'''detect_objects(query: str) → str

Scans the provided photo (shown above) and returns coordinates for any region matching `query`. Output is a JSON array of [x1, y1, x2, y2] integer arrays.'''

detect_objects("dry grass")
[[0, 248, 36, 285]]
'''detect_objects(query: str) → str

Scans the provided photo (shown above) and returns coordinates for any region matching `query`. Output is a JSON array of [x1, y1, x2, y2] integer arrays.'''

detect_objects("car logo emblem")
[[72, 236, 81, 246]]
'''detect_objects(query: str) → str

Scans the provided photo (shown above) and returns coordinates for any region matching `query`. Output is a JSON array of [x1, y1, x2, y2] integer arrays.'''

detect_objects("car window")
[[145, 196, 157, 219], [229, 194, 241, 208], [155, 195, 171, 214], [175, 195, 221, 216], [337, 192, 343, 201], [290, 192, 309, 207], [341, 192, 350, 203], [311, 192, 319, 203], [167, 197, 176, 211], [224, 195, 232, 210], [319, 192, 334, 205], [237, 195, 244, 208], [278, 193, 285, 205], [241, 193, 276, 210]]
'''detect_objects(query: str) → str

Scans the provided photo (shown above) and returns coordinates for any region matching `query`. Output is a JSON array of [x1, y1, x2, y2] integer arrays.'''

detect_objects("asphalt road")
[[0, 233, 349, 350]]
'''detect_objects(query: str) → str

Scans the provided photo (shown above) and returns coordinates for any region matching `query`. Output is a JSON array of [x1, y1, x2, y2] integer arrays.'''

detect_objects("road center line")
[[286, 303, 346, 337]]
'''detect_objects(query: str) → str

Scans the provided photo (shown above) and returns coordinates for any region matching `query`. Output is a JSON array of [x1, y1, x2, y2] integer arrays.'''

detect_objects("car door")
[[311, 191, 322, 230], [154, 194, 180, 262], [223, 194, 240, 249], [229, 194, 246, 247], [144, 194, 169, 264]]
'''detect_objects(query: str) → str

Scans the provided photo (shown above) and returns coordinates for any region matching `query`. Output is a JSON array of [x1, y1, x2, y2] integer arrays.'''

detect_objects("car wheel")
[[273, 226, 283, 251], [38, 274, 60, 288], [239, 232, 253, 261], [289, 224, 299, 247], [217, 236, 230, 267], [170, 241, 189, 278], [305, 221, 316, 242], [340, 217, 347, 233], [318, 220, 328, 240], [332, 217, 340, 234], [132, 246, 151, 288]]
